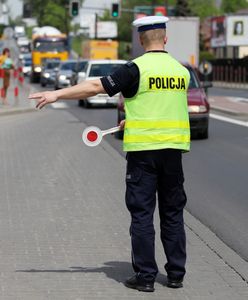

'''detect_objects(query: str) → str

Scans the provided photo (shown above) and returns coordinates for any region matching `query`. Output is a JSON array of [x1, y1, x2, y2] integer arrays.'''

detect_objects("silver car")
[[54, 60, 78, 89], [78, 59, 126, 108]]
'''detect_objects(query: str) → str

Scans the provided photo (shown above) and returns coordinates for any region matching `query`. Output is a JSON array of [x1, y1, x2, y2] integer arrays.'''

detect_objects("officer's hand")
[[119, 119, 125, 130], [28, 91, 58, 109]]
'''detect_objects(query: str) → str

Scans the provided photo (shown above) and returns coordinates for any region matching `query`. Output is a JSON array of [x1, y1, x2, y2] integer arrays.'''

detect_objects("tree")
[[221, 0, 248, 13], [189, 0, 219, 19], [175, 0, 191, 16], [26, 0, 84, 34]]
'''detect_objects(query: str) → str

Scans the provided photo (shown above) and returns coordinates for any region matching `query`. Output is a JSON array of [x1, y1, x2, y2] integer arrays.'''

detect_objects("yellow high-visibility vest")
[[123, 52, 191, 152]]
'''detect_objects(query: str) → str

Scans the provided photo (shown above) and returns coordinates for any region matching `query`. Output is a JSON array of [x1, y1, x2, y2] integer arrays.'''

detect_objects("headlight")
[[188, 105, 207, 113], [59, 75, 66, 81], [44, 73, 50, 78], [34, 66, 42, 72]]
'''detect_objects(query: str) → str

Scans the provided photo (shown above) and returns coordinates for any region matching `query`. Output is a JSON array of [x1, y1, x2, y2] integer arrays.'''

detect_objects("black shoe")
[[125, 275, 154, 292], [167, 277, 183, 289]]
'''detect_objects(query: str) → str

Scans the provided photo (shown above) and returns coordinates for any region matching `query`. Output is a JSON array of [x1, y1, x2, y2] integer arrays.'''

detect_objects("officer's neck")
[[144, 44, 165, 52]]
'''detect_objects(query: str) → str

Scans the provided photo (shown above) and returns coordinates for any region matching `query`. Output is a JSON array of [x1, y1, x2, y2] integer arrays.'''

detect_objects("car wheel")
[[78, 99, 85, 107], [198, 128, 209, 139], [84, 99, 91, 108]]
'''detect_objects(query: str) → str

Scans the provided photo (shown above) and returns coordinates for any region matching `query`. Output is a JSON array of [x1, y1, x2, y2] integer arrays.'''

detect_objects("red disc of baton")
[[82, 126, 103, 147], [87, 131, 98, 142]]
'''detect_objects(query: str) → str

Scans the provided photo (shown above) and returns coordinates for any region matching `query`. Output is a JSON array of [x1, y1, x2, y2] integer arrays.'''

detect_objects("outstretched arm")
[[29, 79, 106, 109]]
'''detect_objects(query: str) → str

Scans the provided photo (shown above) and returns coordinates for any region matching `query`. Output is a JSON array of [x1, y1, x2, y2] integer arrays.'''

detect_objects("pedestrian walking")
[[29, 15, 191, 292], [0, 48, 14, 105]]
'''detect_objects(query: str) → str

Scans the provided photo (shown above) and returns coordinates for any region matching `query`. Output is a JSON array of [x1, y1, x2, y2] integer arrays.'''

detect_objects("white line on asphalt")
[[50, 102, 69, 109], [210, 113, 248, 127]]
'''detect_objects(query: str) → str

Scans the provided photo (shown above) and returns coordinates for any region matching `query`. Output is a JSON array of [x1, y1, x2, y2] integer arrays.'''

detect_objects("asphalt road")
[[209, 86, 248, 98], [43, 97, 248, 263]]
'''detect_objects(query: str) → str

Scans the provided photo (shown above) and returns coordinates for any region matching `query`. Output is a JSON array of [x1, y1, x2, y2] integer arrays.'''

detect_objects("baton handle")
[[102, 126, 121, 136]]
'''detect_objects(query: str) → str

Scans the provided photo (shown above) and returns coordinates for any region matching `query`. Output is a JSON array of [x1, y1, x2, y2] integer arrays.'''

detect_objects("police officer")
[[29, 15, 190, 292]]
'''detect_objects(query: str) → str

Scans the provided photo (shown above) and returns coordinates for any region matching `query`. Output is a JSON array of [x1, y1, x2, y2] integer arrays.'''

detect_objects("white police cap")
[[132, 15, 169, 32]]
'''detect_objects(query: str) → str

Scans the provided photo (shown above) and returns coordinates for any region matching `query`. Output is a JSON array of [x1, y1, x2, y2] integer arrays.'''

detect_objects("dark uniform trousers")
[[125, 149, 187, 283]]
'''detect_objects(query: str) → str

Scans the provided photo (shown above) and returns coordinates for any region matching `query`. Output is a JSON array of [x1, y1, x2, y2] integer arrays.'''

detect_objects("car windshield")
[[61, 62, 77, 70], [89, 63, 122, 77], [46, 62, 60, 69], [34, 41, 66, 52], [78, 61, 87, 72], [24, 59, 32, 66], [186, 67, 200, 89]]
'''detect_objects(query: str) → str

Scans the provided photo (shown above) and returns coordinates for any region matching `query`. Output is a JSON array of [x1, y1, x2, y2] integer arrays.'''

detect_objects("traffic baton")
[[82, 126, 121, 147]]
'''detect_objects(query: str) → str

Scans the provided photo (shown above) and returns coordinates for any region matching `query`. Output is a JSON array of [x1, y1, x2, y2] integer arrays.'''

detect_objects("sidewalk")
[[0, 107, 248, 299], [0, 77, 37, 116], [209, 95, 248, 117]]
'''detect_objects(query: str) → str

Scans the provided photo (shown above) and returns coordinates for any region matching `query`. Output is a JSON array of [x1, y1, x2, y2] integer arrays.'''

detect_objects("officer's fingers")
[[119, 120, 125, 130], [36, 98, 46, 109], [29, 92, 44, 100]]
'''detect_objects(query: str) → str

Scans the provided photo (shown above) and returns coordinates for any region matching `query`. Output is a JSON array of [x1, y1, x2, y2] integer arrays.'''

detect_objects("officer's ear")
[[164, 36, 168, 45], [139, 35, 144, 46]]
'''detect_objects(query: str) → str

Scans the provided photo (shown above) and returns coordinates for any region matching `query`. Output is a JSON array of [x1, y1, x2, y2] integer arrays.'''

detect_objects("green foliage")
[[41, 2, 68, 32], [71, 36, 82, 56], [221, 0, 248, 13], [26, 0, 84, 33], [189, 0, 220, 19], [118, 41, 132, 60], [199, 51, 215, 63], [114, 0, 176, 42], [175, 0, 191, 16]]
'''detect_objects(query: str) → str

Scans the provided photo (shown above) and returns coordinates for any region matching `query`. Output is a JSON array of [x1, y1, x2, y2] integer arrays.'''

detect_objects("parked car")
[[116, 64, 211, 140], [54, 60, 78, 89], [78, 59, 126, 107], [17, 36, 30, 48], [40, 59, 60, 87], [70, 59, 88, 86]]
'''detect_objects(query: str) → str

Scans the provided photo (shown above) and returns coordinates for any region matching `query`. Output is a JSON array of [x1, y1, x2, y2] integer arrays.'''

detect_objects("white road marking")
[[50, 102, 69, 109], [210, 113, 248, 127]]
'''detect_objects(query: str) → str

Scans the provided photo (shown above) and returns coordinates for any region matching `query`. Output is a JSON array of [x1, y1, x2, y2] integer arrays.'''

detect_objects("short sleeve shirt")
[[100, 51, 168, 98], [100, 61, 139, 98]]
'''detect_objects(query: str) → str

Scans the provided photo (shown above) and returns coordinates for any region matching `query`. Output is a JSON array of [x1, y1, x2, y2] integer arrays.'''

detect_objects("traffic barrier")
[[1, 87, 5, 98], [0, 67, 24, 98]]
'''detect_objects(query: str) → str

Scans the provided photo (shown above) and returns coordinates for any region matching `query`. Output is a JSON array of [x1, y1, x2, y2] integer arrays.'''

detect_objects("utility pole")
[[95, 13, 98, 39], [165, 0, 168, 14]]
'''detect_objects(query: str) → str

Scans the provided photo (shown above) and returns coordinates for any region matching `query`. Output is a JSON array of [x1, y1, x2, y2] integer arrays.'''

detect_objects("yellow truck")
[[30, 27, 69, 82], [82, 40, 118, 60]]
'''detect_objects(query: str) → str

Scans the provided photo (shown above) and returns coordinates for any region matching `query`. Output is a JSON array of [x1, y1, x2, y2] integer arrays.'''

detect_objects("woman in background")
[[1, 48, 14, 105]]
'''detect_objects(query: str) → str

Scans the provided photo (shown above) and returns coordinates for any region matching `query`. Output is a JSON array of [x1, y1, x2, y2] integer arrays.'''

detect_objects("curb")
[[0, 107, 36, 116], [210, 106, 248, 116], [185, 210, 248, 283], [213, 82, 248, 90]]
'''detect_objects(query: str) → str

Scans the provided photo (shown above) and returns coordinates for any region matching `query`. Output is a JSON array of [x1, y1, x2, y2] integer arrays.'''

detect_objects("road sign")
[[82, 126, 120, 147], [199, 60, 213, 75]]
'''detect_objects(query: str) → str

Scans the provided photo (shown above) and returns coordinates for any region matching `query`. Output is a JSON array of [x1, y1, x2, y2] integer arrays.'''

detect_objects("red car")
[[116, 65, 211, 140]]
